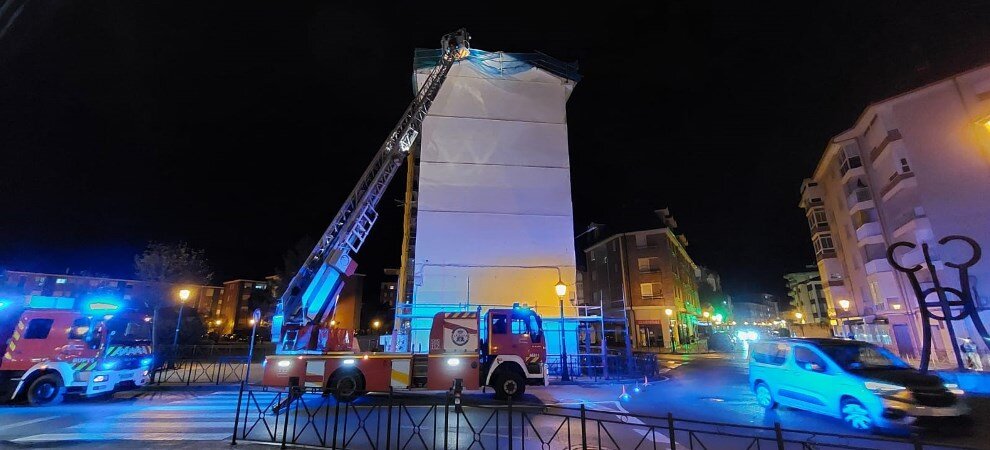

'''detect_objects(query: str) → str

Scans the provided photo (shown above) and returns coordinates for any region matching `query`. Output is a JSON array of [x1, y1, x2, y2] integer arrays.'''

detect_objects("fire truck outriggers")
[[0, 296, 153, 405], [262, 28, 550, 401]]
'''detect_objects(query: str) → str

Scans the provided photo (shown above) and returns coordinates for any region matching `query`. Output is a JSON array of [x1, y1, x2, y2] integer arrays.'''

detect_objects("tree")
[[134, 241, 214, 347], [134, 241, 213, 286]]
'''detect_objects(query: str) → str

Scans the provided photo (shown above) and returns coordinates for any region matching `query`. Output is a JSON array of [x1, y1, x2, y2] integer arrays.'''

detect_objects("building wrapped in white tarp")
[[395, 49, 581, 357]]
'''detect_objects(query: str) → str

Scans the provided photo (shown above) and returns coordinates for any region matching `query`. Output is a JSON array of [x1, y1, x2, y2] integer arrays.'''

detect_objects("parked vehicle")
[[707, 332, 738, 352], [749, 338, 969, 431], [0, 297, 152, 405]]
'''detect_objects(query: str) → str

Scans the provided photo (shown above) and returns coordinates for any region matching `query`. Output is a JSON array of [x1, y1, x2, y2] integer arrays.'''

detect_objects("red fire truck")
[[264, 305, 546, 401], [0, 297, 153, 405]]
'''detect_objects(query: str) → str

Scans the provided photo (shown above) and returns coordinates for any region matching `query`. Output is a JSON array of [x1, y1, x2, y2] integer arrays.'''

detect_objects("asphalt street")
[[0, 354, 986, 449], [620, 352, 989, 449]]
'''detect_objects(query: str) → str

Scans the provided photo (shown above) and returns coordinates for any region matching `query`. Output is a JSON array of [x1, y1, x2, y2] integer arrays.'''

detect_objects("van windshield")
[[819, 343, 909, 371]]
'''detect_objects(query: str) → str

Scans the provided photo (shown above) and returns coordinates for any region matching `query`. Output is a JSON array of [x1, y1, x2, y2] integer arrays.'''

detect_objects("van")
[[748, 338, 969, 431]]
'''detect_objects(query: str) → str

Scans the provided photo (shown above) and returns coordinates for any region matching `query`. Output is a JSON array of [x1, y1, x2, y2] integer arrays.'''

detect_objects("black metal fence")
[[231, 383, 977, 450], [546, 353, 660, 381], [150, 356, 249, 386]]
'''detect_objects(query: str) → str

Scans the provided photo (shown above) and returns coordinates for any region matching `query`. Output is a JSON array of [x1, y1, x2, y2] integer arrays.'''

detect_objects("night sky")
[[3, 2, 990, 312]]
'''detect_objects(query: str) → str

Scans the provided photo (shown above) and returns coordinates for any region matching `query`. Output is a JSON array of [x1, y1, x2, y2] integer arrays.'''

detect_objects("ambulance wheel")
[[328, 372, 364, 403], [493, 372, 525, 400], [27, 374, 64, 406]]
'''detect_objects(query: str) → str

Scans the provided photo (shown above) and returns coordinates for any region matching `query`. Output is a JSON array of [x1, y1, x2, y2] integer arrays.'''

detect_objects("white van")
[[748, 338, 969, 430]]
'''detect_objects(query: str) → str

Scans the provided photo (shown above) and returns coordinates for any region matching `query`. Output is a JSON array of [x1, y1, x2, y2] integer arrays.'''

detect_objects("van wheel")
[[841, 399, 873, 431], [754, 382, 775, 409], [493, 372, 525, 400], [327, 373, 364, 403], [27, 374, 65, 406]]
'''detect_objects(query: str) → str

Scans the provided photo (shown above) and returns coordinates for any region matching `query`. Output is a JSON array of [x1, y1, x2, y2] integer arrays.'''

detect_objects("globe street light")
[[837, 299, 851, 338], [173, 289, 191, 347], [555, 280, 570, 381], [665, 308, 677, 353], [372, 319, 382, 351]]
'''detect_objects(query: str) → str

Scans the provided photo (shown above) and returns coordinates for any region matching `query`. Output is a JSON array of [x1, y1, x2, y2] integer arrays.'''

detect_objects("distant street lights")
[[556, 280, 570, 382], [173, 289, 191, 347]]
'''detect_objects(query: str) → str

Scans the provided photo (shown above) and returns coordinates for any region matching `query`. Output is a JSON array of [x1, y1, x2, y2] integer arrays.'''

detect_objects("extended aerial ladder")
[[272, 29, 472, 353]]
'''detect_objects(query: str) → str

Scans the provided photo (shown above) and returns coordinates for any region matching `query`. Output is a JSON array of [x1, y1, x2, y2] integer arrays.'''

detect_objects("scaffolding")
[[389, 300, 616, 377]]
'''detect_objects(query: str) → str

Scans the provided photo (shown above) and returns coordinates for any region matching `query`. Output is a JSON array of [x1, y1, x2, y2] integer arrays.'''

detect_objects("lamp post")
[[556, 280, 570, 382], [837, 299, 850, 338], [665, 308, 677, 353], [173, 289, 190, 347], [372, 319, 381, 351]]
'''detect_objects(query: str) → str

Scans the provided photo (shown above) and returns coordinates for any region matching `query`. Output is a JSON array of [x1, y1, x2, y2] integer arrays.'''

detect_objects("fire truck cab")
[[263, 305, 546, 401], [0, 298, 153, 405]]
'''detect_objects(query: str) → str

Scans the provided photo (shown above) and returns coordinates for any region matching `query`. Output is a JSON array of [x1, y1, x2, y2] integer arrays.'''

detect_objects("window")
[[491, 314, 507, 334], [640, 282, 662, 299], [900, 158, 911, 173], [255, 283, 267, 290], [69, 318, 91, 340], [807, 208, 828, 230], [795, 346, 827, 372], [638, 257, 659, 272], [635, 234, 647, 247], [751, 342, 789, 365], [813, 234, 835, 255], [25, 319, 55, 339], [56, 278, 67, 284], [838, 147, 862, 176]]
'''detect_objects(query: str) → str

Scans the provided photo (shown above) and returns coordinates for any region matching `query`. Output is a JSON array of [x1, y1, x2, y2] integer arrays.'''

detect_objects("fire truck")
[[0, 297, 153, 405], [264, 306, 547, 401], [263, 29, 548, 400]]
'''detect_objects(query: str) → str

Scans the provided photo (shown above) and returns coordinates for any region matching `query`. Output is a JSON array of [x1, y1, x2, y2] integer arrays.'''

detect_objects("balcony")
[[856, 222, 883, 243], [891, 207, 930, 237], [846, 187, 873, 213], [881, 171, 917, 200]]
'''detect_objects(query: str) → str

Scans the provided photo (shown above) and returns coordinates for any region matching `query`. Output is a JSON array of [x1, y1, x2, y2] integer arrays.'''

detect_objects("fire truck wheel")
[[328, 373, 364, 403], [493, 371, 525, 400], [27, 374, 65, 406]]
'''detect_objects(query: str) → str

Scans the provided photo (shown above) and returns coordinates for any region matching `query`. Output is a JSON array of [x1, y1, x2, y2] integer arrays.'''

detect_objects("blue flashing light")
[[633, 386, 641, 393], [102, 361, 118, 370], [0, 301, 6, 309], [87, 300, 121, 311], [619, 393, 632, 402], [140, 357, 153, 367]]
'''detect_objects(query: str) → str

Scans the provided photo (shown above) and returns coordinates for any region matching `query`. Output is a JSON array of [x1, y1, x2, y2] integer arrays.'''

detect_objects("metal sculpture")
[[887, 235, 989, 372]]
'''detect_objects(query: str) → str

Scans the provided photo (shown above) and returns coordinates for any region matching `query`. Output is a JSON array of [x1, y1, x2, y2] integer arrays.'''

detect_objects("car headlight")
[[944, 383, 965, 395], [93, 375, 108, 383], [864, 381, 906, 394]]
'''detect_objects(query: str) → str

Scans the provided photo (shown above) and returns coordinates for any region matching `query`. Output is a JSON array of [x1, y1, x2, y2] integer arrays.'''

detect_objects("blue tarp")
[[414, 48, 581, 82]]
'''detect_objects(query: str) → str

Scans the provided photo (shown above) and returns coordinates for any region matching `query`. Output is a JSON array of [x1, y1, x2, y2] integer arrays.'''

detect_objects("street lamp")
[[665, 308, 677, 353], [837, 299, 851, 338], [555, 280, 570, 381], [372, 319, 381, 351], [173, 289, 191, 347], [703, 311, 710, 319]]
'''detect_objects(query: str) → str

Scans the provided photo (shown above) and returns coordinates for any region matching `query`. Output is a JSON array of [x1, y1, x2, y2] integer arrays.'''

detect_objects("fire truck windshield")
[[105, 316, 152, 342]]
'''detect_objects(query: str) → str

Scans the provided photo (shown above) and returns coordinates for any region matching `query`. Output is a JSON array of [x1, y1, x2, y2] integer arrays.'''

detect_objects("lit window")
[[56, 278, 67, 284]]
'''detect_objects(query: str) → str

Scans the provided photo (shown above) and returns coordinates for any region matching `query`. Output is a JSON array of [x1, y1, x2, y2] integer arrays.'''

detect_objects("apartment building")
[[583, 211, 701, 351], [784, 268, 831, 325], [799, 63, 990, 361]]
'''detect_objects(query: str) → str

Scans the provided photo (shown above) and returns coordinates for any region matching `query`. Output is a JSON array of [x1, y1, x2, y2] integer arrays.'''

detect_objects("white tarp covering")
[[403, 53, 579, 351]]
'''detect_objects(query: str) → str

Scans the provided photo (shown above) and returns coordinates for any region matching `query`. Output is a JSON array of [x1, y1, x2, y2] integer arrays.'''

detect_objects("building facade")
[[733, 295, 780, 324], [784, 268, 831, 325], [583, 222, 702, 352], [0, 269, 224, 329], [395, 49, 581, 357], [799, 63, 990, 362]]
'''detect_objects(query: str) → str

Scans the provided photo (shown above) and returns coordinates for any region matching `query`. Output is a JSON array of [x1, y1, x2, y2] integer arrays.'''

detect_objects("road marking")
[[2, 416, 61, 429], [118, 412, 240, 419], [13, 432, 230, 442], [69, 420, 235, 429]]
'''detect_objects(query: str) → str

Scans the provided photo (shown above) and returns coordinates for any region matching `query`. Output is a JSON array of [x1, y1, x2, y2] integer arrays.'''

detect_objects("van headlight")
[[446, 358, 460, 367], [92, 375, 108, 383], [944, 383, 965, 395], [277, 360, 291, 367], [864, 381, 906, 394]]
